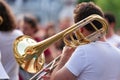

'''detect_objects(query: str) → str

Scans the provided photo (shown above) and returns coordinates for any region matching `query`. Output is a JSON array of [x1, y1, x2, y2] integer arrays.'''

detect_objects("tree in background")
[[95, 0, 120, 30]]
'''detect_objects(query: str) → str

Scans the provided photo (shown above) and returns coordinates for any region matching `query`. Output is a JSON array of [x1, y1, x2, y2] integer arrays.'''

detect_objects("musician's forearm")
[[50, 55, 68, 80], [50, 46, 75, 80]]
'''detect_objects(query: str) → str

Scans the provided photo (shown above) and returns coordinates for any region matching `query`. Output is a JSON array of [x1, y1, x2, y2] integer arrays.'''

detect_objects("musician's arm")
[[50, 46, 76, 80]]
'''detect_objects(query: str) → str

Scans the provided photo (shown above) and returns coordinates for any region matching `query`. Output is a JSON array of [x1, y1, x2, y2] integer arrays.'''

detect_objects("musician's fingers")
[[62, 46, 75, 57], [41, 75, 50, 80], [43, 68, 51, 72]]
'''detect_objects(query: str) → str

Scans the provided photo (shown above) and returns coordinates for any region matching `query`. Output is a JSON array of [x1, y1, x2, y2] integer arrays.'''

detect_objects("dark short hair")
[[0, 0, 16, 31], [74, 2, 104, 32], [104, 13, 116, 24], [23, 16, 38, 32]]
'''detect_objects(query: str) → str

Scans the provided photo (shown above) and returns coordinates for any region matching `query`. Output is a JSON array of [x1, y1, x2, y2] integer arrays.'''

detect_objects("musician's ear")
[[80, 27, 90, 37], [80, 27, 84, 33]]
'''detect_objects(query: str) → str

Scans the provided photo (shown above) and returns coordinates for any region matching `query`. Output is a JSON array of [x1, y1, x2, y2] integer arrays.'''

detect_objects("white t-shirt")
[[65, 41, 120, 80], [0, 51, 9, 79], [107, 34, 120, 48], [0, 30, 23, 80]]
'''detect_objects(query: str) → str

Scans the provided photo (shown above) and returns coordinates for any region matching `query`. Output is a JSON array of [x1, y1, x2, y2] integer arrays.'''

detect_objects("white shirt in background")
[[65, 41, 120, 80], [107, 34, 120, 48], [0, 51, 9, 79], [0, 30, 23, 80]]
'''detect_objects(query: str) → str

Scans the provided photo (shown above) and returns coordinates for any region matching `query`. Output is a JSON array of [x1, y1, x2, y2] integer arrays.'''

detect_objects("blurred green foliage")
[[95, 0, 120, 29], [77, 0, 120, 29], [77, 0, 94, 3]]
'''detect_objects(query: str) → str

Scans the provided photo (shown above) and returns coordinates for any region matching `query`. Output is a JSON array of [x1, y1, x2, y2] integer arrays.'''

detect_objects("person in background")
[[22, 14, 54, 65], [105, 12, 120, 48], [22, 15, 39, 40], [0, 0, 23, 80], [19, 14, 54, 80], [50, 2, 120, 80], [44, 22, 56, 38]]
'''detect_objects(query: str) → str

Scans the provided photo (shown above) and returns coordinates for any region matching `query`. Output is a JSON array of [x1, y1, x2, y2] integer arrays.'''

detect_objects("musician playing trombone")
[[50, 2, 120, 80]]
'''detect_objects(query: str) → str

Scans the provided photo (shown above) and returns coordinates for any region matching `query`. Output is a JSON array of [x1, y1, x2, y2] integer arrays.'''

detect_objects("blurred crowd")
[[0, 0, 76, 80], [0, 0, 120, 80]]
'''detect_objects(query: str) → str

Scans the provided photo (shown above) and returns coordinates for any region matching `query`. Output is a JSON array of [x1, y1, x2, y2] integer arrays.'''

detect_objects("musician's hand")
[[61, 46, 76, 62], [39, 68, 51, 80], [41, 75, 50, 80]]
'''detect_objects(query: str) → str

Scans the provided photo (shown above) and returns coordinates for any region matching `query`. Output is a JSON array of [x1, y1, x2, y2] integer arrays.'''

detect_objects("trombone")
[[13, 14, 108, 80]]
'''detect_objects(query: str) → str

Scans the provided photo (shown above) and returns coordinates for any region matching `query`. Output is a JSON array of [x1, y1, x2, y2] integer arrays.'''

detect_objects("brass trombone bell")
[[13, 36, 45, 73]]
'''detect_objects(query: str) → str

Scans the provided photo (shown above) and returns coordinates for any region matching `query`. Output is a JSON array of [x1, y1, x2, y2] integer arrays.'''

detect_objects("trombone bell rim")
[[14, 35, 37, 58]]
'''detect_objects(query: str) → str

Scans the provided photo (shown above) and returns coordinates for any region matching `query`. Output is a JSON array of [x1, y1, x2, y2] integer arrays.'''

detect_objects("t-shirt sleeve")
[[65, 47, 87, 77]]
